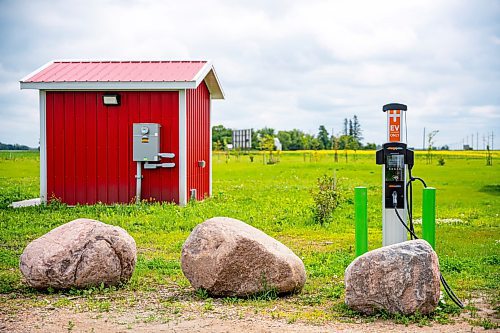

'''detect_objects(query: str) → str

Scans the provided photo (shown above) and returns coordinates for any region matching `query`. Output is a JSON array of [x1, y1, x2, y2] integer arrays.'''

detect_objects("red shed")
[[20, 60, 224, 206]]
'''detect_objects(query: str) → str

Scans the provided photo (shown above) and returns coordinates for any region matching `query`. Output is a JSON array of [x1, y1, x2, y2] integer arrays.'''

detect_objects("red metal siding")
[[186, 82, 211, 201], [45, 91, 179, 205]]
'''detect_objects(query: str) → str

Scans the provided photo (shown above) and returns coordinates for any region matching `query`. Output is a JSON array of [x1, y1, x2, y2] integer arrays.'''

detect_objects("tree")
[[254, 127, 275, 151], [259, 134, 276, 163], [289, 129, 305, 150], [352, 115, 363, 141], [317, 125, 331, 150], [486, 144, 493, 166], [426, 130, 439, 164], [310, 137, 321, 150], [0, 142, 32, 150], [427, 130, 439, 150], [259, 134, 275, 151], [340, 115, 363, 149], [340, 135, 350, 162], [251, 129, 259, 149], [349, 137, 360, 151], [332, 135, 339, 162], [212, 117, 369, 152], [338, 135, 349, 149], [212, 125, 232, 149], [213, 140, 223, 151], [364, 142, 377, 150], [213, 140, 223, 160], [302, 134, 315, 150], [257, 127, 275, 137]]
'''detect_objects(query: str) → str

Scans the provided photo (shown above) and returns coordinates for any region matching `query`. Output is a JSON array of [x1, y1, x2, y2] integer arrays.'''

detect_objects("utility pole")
[[423, 127, 426, 150], [476, 132, 478, 151]]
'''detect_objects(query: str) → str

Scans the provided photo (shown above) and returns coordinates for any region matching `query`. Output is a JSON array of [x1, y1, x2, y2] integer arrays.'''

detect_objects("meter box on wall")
[[133, 123, 161, 161]]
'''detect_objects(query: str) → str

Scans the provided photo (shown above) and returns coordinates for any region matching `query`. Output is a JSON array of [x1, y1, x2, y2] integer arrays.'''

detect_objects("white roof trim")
[[20, 81, 198, 90], [193, 60, 213, 86], [207, 67, 225, 99], [19, 60, 54, 82], [193, 60, 225, 99]]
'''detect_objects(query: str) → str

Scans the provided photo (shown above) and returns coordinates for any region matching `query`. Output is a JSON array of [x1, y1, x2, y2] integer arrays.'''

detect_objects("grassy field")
[[0, 149, 498, 327]]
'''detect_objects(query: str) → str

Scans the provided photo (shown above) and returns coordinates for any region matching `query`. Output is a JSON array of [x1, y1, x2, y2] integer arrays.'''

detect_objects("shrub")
[[438, 157, 446, 166], [311, 174, 344, 224]]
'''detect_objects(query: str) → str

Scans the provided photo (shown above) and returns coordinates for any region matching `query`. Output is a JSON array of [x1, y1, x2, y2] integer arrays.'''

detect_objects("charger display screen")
[[386, 154, 404, 181]]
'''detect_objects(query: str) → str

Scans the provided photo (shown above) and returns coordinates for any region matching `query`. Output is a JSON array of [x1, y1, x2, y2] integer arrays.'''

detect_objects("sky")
[[0, 0, 499, 149]]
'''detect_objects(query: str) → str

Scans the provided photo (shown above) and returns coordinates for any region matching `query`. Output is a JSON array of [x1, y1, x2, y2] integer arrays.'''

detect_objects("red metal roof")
[[24, 61, 208, 83]]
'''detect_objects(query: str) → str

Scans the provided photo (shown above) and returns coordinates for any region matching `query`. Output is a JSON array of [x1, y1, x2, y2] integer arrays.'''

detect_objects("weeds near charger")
[[203, 298, 214, 311], [66, 320, 75, 332], [195, 288, 210, 300], [467, 317, 499, 330], [251, 287, 279, 302], [332, 299, 463, 326], [222, 296, 240, 305]]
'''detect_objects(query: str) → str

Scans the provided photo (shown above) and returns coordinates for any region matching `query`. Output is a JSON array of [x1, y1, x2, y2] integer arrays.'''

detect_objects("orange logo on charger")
[[388, 110, 401, 142]]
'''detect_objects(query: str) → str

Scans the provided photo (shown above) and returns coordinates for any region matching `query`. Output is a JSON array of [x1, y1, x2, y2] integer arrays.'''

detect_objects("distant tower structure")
[[232, 129, 252, 150]]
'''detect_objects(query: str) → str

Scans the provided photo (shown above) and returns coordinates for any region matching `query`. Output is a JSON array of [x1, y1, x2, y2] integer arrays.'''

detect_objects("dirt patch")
[[0, 306, 492, 333], [0, 287, 497, 333]]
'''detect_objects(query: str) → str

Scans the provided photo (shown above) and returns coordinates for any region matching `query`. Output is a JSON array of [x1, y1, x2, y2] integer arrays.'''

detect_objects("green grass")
[[0, 151, 39, 208], [0, 149, 499, 324]]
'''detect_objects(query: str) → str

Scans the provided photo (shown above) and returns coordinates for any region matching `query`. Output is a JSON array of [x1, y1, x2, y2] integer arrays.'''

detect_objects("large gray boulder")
[[345, 239, 440, 315], [20, 218, 137, 289], [181, 217, 306, 297]]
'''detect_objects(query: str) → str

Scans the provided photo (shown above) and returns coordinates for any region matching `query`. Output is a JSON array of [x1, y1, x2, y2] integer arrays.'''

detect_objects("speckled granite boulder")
[[345, 239, 440, 315], [181, 217, 306, 296], [20, 218, 136, 289]]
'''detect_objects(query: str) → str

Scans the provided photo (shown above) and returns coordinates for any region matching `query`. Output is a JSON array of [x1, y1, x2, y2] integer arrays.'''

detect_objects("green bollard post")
[[355, 187, 368, 257], [422, 187, 436, 250]]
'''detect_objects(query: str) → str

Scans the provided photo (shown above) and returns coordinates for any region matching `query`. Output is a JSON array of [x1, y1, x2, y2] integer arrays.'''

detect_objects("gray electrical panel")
[[133, 123, 161, 161]]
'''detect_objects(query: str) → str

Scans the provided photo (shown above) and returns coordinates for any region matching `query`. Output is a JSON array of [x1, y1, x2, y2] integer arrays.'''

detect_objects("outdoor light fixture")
[[102, 94, 120, 106]]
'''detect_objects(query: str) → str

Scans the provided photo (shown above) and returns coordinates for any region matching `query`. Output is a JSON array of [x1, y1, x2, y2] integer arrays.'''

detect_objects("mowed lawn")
[[0, 150, 498, 324]]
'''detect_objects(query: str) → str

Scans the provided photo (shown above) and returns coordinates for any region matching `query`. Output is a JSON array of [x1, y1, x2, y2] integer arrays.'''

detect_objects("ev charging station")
[[351, 103, 464, 308], [376, 103, 414, 246]]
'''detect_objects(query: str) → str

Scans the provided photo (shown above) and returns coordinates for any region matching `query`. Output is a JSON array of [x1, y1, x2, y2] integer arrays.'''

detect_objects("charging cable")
[[392, 191, 464, 308], [405, 165, 427, 239]]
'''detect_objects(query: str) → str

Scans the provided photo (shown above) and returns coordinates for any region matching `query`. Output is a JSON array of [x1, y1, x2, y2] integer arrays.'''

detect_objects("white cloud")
[[0, 0, 499, 148], [469, 105, 500, 118]]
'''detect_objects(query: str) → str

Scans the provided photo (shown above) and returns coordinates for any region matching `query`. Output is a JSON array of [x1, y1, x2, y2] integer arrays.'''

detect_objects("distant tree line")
[[0, 142, 34, 150], [212, 115, 377, 151]]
